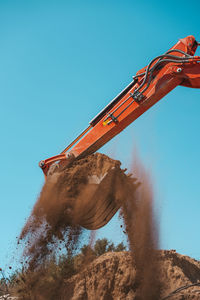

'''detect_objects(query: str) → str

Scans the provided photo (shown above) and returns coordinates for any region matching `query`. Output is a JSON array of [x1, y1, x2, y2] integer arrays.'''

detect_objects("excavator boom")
[[39, 35, 200, 177]]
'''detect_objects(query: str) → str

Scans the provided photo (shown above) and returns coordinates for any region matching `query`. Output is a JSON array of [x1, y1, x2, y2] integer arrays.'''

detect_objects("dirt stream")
[[16, 153, 199, 300]]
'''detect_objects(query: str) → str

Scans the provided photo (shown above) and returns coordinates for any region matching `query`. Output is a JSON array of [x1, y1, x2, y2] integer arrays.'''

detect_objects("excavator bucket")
[[73, 167, 136, 229], [44, 153, 139, 230]]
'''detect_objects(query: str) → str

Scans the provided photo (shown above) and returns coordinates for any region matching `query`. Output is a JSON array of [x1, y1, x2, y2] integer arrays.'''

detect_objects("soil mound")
[[61, 250, 200, 300]]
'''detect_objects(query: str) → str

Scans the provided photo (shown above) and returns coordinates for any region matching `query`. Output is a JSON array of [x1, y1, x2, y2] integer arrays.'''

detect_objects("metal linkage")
[[103, 94, 133, 125], [133, 49, 192, 79], [90, 79, 137, 126], [133, 53, 196, 96], [61, 125, 92, 154], [138, 55, 200, 97], [103, 49, 200, 125]]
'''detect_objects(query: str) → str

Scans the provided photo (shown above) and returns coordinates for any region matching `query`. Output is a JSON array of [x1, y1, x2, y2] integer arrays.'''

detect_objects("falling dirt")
[[19, 153, 139, 271], [121, 159, 161, 300]]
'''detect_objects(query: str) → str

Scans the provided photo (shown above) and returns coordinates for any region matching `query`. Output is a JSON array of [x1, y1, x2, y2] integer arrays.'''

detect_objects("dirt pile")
[[19, 153, 139, 270], [61, 250, 200, 300]]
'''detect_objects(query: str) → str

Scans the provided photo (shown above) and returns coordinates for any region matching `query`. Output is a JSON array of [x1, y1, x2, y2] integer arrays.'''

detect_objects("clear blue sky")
[[1, 0, 200, 270]]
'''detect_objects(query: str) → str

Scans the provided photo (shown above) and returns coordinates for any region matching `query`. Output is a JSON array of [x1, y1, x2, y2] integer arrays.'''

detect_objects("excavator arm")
[[39, 35, 200, 177]]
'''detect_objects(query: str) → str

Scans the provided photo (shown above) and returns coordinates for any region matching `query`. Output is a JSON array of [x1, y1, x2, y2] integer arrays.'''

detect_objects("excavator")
[[38, 35, 200, 229]]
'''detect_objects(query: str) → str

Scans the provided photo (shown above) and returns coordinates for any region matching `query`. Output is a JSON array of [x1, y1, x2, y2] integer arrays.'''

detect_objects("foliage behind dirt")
[[1, 239, 126, 299]]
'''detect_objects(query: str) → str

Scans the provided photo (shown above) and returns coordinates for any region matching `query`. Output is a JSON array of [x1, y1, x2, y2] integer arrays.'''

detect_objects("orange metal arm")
[[39, 35, 200, 177]]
